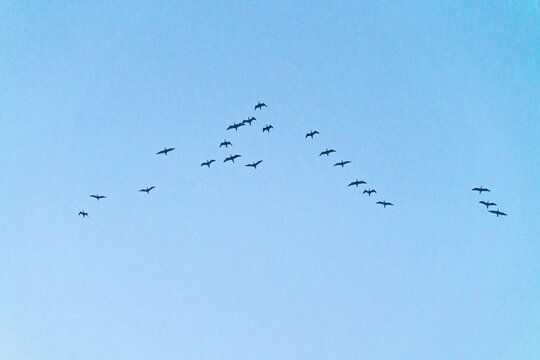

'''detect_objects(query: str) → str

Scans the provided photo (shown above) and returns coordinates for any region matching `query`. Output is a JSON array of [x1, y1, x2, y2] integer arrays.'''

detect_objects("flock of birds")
[[77, 101, 506, 219]]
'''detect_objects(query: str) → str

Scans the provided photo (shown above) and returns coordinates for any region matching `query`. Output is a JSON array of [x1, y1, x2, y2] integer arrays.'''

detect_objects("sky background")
[[1, 1, 539, 359]]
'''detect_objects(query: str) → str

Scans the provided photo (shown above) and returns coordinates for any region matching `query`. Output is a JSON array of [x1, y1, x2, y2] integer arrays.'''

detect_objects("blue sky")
[[1, 1, 539, 359]]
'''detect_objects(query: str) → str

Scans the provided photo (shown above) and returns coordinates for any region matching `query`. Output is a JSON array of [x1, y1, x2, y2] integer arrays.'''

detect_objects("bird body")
[[245, 160, 263, 169], [489, 209, 507, 217], [377, 201, 394, 208], [201, 159, 216, 167], [334, 160, 351, 167], [254, 102, 267, 111], [220, 140, 232, 148], [139, 186, 156, 194], [263, 124, 273, 133], [78, 211, 88, 217], [348, 179, 366, 187], [472, 186, 490, 194], [319, 149, 336, 156], [157, 147, 175, 155], [90, 194, 106, 201], [224, 154, 241, 163], [305, 130, 319, 138], [479, 200, 497, 208], [363, 189, 376, 196]]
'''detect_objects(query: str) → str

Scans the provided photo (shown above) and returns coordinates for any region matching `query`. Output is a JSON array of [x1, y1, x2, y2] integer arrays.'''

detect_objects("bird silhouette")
[[220, 140, 232, 148], [479, 200, 497, 209], [376, 201, 393, 208], [348, 179, 366, 187], [334, 160, 351, 167], [139, 186, 156, 194], [305, 130, 319, 138], [363, 189, 376, 196], [263, 124, 274, 133], [472, 186, 490, 194], [90, 194, 106, 201], [242, 117, 256, 126], [245, 160, 263, 169], [156, 147, 175, 155], [227, 122, 245, 131], [224, 154, 241, 163], [254, 102, 267, 111], [78, 211, 88, 218], [201, 159, 216, 167], [319, 149, 336, 156], [489, 209, 507, 217]]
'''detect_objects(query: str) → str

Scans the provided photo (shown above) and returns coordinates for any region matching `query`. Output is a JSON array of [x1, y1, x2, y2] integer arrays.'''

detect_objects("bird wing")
[[255, 160, 263, 166], [148, 186, 155, 191], [90, 195, 97, 199], [314, 131, 319, 134], [156, 150, 164, 154], [227, 125, 234, 130]]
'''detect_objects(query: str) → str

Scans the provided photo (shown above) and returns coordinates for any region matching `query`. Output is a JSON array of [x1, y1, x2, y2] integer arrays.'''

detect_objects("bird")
[[242, 117, 256, 126], [376, 201, 394, 208], [157, 147, 175, 156], [254, 102, 267, 111], [489, 209, 507, 217], [363, 189, 377, 196], [305, 130, 319, 138], [348, 179, 367, 187], [245, 160, 263, 169], [220, 140, 232, 148], [78, 211, 88, 218], [139, 186, 156, 194], [227, 122, 245, 131], [334, 160, 351, 167], [201, 159, 216, 167], [90, 194, 106, 201], [472, 186, 490, 194], [263, 124, 274, 133], [319, 149, 336, 156], [479, 200, 497, 209], [224, 154, 241, 163]]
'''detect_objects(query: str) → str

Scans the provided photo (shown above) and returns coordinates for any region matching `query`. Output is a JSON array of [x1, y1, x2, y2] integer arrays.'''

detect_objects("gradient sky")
[[1, 1, 539, 359]]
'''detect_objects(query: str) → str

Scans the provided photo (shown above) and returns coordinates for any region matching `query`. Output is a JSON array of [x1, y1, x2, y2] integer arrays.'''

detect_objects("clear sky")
[[1, 1, 539, 359]]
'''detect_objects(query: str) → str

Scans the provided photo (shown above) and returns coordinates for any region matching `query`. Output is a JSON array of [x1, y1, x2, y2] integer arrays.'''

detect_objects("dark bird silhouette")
[[472, 186, 490, 194], [263, 124, 274, 133], [78, 211, 88, 218], [245, 160, 263, 169], [201, 159, 216, 167], [305, 130, 319, 138], [242, 117, 256, 126], [363, 189, 377, 196], [254, 102, 267, 111], [348, 179, 367, 187], [227, 122, 245, 131], [376, 201, 394, 208], [220, 140, 232, 148], [319, 149, 336, 156], [479, 200, 497, 209], [139, 186, 156, 194], [489, 209, 507, 217], [90, 194, 106, 201], [224, 154, 241, 163], [157, 147, 175, 155], [334, 160, 351, 167]]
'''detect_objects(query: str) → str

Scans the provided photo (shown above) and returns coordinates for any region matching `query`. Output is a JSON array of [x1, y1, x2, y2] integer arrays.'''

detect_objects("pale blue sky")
[[1, 1, 539, 359]]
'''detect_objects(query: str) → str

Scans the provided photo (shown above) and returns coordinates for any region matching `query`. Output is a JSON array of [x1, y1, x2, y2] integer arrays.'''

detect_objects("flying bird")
[[157, 147, 175, 155], [479, 200, 497, 209], [201, 159, 216, 167], [334, 160, 351, 167], [472, 186, 490, 194], [254, 102, 267, 111], [245, 160, 263, 169], [305, 130, 319, 138], [227, 122, 245, 131], [263, 124, 274, 133], [348, 179, 367, 187], [363, 189, 377, 196], [242, 117, 256, 126], [78, 211, 88, 218], [224, 154, 241, 163], [489, 209, 507, 217], [90, 194, 106, 201], [376, 201, 394, 208], [139, 186, 156, 194], [319, 149, 336, 156], [220, 140, 232, 148]]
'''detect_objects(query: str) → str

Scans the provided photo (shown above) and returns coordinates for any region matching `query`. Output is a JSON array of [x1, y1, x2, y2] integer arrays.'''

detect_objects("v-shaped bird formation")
[[78, 101, 507, 220]]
